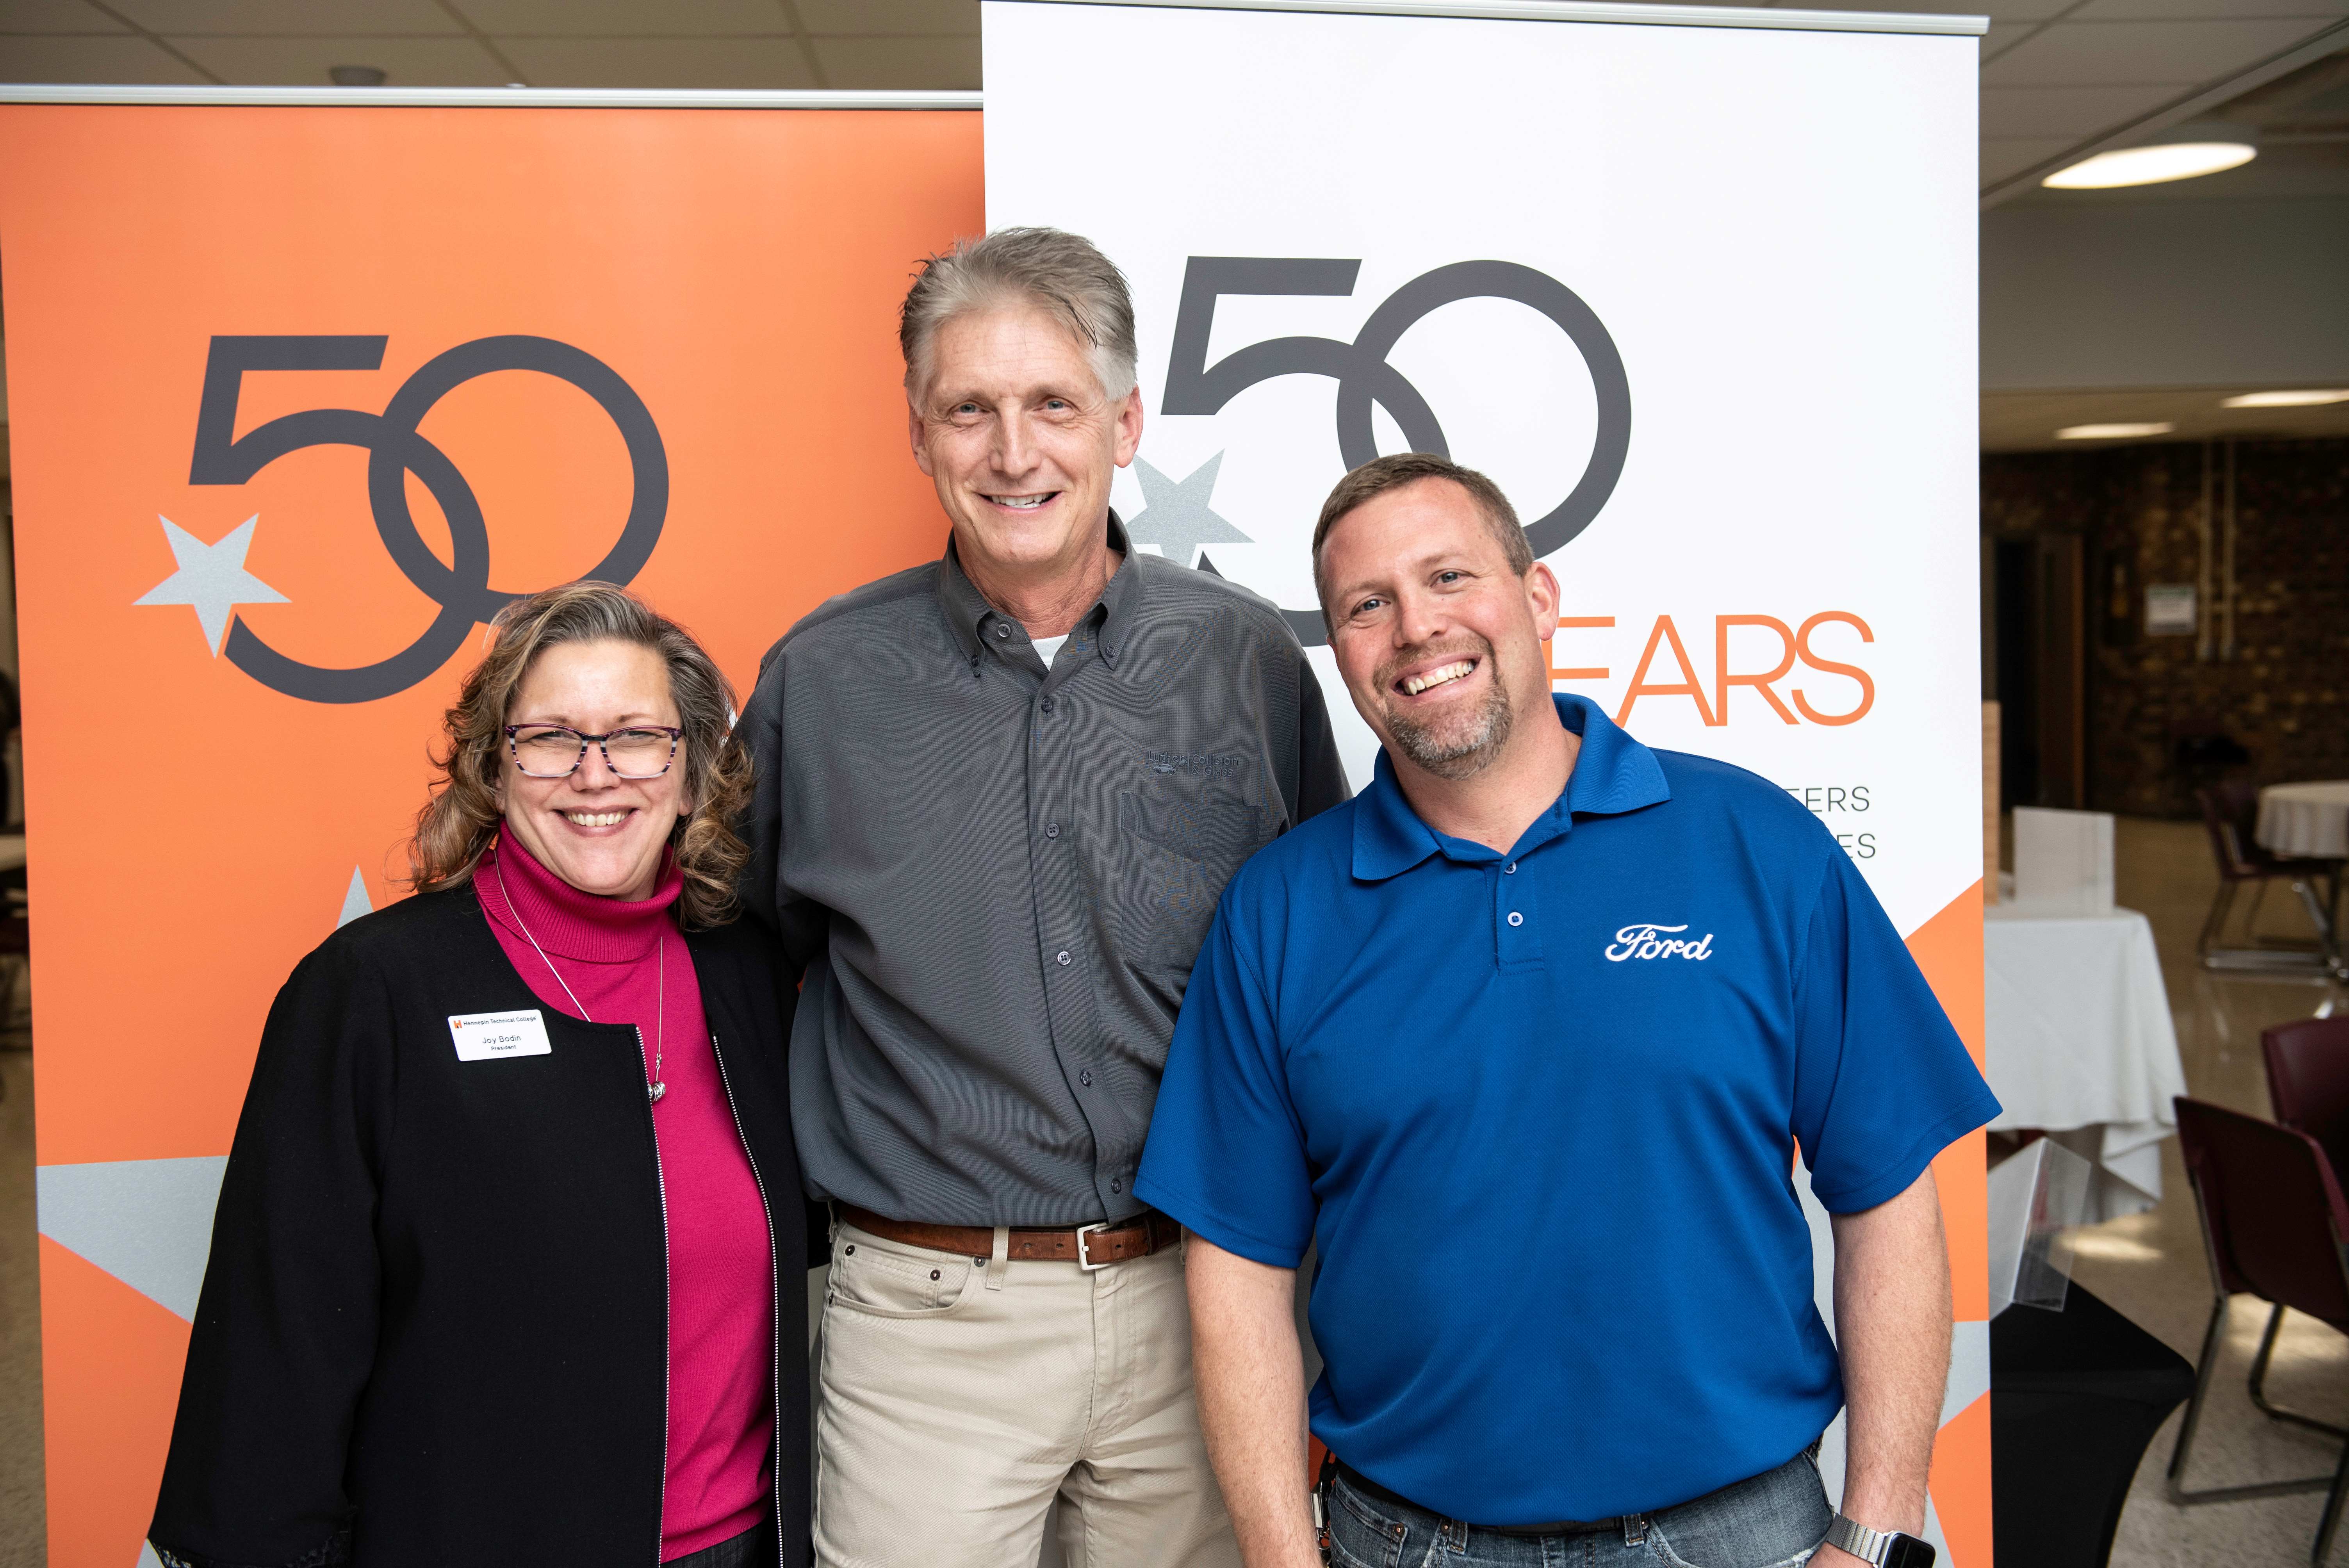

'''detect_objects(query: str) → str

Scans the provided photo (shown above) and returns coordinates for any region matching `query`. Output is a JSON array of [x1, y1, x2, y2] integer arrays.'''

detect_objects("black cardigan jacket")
[[150, 886, 811, 1568]]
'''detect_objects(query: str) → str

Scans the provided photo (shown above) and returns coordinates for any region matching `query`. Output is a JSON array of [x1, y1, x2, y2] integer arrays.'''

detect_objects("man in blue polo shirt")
[[1137, 453, 1999, 1568]]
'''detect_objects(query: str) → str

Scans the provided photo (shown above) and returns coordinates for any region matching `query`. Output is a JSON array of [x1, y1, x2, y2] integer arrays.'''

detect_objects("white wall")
[[1982, 194, 2349, 391]]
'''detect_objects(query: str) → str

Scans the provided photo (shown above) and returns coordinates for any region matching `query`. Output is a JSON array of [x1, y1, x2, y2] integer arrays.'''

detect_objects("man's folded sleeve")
[[1791, 850, 2003, 1214]]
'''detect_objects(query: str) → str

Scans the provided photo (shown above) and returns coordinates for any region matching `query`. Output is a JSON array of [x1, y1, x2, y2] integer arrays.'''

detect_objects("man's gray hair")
[[899, 227, 1139, 405]]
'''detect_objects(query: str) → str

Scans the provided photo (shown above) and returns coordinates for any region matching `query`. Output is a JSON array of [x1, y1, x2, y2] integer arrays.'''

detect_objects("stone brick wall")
[[1982, 439, 2349, 818]]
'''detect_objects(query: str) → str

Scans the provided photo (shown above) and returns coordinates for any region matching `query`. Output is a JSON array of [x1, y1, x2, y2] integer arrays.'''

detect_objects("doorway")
[[1991, 532, 2086, 811]]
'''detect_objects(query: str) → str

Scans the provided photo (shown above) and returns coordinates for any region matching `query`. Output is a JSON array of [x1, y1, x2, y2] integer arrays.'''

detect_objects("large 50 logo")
[[1164, 257, 1631, 645], [191, 335, 667, 704]]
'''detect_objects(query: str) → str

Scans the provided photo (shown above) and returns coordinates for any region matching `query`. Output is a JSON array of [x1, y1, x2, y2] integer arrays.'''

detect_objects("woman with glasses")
[[150, 582, 808, 1568]]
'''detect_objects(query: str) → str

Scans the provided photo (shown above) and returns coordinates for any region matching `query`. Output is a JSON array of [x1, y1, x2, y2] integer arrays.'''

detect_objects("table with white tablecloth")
[[2258, 780, 2349, 860], [1984, 904, 2188, 1221], [2254, 781, 2348, 977]]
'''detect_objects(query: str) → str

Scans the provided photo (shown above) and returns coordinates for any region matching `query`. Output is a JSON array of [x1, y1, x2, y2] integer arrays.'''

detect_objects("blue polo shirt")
[[1136, 694, 1998, 1526]]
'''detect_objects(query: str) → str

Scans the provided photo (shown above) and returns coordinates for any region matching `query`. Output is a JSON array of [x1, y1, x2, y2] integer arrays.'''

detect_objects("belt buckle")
[[1075, 1221, 1111, 1271]]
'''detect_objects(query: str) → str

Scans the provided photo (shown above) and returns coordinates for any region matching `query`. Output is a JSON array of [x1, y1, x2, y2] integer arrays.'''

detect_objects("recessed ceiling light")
[[2222, 389, 2349, 408], [2056, 422, 2174, 440], [2045, 121, 2258, 190]]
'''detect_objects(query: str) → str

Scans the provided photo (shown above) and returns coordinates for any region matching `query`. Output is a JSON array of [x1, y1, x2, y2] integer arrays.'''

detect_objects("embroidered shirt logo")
[[1149, 750, 1237, 778], [1604, 923, 1715, 962]]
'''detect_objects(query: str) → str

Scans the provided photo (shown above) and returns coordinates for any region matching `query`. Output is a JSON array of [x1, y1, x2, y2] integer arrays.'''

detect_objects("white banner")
[[982, 0, 1981, 940]]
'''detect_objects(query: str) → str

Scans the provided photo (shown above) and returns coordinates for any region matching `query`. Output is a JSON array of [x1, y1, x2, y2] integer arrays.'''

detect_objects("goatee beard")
[[1382, 647, 1515, 781]]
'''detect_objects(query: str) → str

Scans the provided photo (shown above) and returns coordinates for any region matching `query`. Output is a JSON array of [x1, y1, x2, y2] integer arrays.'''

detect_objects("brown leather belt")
[[838, 1204, 1182, 1270]]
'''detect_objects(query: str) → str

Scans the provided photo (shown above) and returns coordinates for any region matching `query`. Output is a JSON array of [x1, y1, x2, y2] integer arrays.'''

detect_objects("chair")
[[2267, 1017, 2349, 1183], [2195, 783, 2343, 974], [2170, 1097, 2349, 1564]]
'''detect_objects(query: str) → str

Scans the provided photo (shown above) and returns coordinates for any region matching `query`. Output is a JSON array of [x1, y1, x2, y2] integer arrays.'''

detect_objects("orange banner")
[[0, 102, 981, 1567]]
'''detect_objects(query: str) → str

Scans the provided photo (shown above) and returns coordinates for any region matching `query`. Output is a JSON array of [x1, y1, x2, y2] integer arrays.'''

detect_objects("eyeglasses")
[[504, 724, 683, 779]]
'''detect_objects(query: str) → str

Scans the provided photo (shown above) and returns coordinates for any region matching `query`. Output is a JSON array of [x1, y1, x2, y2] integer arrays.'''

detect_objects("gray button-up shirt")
[[738, 517, 1349, 1225]]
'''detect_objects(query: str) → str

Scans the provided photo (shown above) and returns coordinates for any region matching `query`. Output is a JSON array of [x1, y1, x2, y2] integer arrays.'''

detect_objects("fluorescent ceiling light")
[[2045, 143, 2255, 188], [2045, 122, 2259, 190], [2057, 422, 2174, 440], [2222, 389, 2349, 408]]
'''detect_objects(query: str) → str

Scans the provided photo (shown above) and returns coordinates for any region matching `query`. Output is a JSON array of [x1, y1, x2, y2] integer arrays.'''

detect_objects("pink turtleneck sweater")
[[477, 836, 774, 1561]]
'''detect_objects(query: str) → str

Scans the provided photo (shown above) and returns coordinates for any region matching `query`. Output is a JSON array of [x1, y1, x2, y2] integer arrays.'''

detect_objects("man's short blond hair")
[[1311, 453, 1531, 626]]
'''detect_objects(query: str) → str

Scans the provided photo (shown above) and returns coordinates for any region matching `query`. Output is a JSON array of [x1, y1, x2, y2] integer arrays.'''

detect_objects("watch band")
[[1827, 1514, 1895, 1564], [1826, 1513, 1934, 1567]]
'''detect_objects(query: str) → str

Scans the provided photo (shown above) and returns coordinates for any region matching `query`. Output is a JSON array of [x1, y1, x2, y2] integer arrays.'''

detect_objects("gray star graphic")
[[133, 514, 289, 656], [1126, 453, 1251, 567]]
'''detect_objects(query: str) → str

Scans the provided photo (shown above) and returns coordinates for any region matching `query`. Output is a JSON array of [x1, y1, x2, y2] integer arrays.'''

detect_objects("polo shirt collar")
[[939, 511, 1142, 672], [1349, 693, 1672, 881]]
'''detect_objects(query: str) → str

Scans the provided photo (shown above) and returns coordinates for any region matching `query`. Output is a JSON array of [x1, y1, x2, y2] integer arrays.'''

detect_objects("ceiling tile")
[[796, 0, 977, 34], [2066, 0, 2347, 19], [1981, 81, 2187, 135], [1981, 21, 2038, 59], [168, 34, 512, 86], [452, 0, 790, 35], [105, 0, 459, 32], [1982, 18, 2333, 85], [1799, 0, 2072, 16], [1981, 135, 2081, 183], [493, 34, 816, 87], [0, 32, 208, 80], [0, 0, 128, 33], [808, 32, 977, 87], [1981, 388, 2349, 451]]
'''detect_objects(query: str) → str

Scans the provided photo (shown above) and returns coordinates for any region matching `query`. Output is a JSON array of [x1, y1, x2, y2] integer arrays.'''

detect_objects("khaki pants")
[[813, 1219, 1240, 1568]]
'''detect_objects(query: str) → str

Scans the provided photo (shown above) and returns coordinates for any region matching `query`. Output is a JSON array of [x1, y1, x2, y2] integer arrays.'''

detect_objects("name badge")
[[449, 1010, 553, 1063]]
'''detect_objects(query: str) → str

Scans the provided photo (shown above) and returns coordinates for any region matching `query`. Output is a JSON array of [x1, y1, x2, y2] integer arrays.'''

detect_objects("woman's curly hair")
[[408, 581, 752, 929]]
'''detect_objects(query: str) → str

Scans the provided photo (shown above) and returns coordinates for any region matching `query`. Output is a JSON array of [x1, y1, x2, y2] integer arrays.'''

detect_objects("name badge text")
[[449, 1010, 553, 1062]]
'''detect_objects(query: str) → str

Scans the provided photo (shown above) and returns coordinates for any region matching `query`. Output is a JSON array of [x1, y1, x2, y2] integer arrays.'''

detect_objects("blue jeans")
[[1326, 1445, 1830, 1568]]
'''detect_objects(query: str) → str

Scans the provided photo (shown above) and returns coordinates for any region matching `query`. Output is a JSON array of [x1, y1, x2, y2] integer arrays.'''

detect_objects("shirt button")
[[1508, 911, 1525, 927], [1080, 1070, 1093, 1087], [1057, 949, 1073, 966], [1045, 821, 1061, 839], [1041, 696, 1054, 712], [1505, 862, 1518, 875], [1110, 1177, 1123, 1194], [994, 624, 1012, 639]]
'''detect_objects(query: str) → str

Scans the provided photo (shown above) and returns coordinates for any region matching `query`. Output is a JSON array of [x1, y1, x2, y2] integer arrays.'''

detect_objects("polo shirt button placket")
[[1496, 858, 1540, 968]]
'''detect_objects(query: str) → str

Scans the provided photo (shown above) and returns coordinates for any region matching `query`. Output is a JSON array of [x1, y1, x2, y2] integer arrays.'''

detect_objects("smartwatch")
[[1824, 1514, 1936, 1568]]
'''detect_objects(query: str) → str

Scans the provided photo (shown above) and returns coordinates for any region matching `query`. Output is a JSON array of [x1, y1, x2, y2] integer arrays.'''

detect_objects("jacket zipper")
[[638, 1025, 673, 1568], [708, 1030, 787, 1554]]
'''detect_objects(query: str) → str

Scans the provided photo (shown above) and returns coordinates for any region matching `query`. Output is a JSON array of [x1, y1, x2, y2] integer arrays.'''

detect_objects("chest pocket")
[[1120, 794, 1262, 975]]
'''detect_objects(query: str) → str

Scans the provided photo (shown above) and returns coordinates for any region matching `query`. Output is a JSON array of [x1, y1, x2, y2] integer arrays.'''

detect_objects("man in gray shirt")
[[738, 227, 1346, 1566]]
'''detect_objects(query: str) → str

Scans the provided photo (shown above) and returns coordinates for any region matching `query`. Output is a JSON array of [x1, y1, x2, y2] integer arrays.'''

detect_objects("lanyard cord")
[[492, 853, 667, 1103]]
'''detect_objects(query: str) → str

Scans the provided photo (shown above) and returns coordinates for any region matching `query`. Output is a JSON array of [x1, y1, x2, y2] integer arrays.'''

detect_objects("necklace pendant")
[[649, 1080, 666, 1104]]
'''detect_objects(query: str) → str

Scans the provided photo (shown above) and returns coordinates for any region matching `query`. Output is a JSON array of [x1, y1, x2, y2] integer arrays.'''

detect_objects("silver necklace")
[[493, 855, 667, 1103]]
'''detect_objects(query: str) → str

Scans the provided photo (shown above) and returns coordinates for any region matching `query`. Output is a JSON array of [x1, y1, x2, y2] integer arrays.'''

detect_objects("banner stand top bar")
[[0, 86, 983, 109], [1003, 0, 1987, 36]]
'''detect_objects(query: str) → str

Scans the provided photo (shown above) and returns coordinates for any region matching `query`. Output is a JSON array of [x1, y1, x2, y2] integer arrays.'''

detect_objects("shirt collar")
[[1349, 693, 1673, 881], [938, 511, 1143, 674]]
